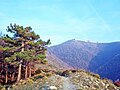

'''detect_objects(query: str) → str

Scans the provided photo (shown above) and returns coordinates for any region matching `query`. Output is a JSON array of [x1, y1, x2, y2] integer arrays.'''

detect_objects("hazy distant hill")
[[49, 39, 120, 81]]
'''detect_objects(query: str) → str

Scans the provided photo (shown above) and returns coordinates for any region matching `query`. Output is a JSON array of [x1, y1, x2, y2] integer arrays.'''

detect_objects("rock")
[[114, 81, 120, 87], [39, 85, 57, 90], [49, 86, 57, 90], [61, 70, 72, 77], [39, 86, 49, 90]]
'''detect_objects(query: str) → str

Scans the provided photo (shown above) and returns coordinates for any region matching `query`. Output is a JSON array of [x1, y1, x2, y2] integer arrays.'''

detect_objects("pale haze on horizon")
[[0, 0, 120, 45]]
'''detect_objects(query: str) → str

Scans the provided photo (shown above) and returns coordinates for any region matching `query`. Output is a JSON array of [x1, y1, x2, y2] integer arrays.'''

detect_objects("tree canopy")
[[0, 23, 50, 84]]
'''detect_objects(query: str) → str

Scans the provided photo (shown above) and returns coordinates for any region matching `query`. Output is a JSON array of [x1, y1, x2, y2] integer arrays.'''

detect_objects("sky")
[[0, 0, 120, 45]]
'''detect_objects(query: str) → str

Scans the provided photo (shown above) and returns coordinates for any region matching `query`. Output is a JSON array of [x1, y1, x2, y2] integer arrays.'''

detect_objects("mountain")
[[48, 39, 120, 81], [49, 39, 100, 70], [46, 51, 73, 70]]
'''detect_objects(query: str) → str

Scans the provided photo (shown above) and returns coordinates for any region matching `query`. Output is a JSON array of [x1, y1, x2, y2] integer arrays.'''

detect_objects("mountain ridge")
[[49, 39, 120, 81]]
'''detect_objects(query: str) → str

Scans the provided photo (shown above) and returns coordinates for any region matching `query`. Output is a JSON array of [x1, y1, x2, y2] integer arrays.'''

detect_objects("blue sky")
[[0, 0, 120, 45]]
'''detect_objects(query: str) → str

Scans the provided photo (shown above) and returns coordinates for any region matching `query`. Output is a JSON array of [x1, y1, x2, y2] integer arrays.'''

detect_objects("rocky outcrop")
[[11, 70, 120, 90], [69, 70, 120, 90]]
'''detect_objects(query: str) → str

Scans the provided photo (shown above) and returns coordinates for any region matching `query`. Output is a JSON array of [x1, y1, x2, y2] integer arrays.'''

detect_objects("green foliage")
[[46, 39, 51, 45], [36, 54, 46, 60], [2, 23, 50, 63], [0, 85, 4, 90], [0, 23, 50, 84], [0, 46, 4, 50], [41, 59, 48, 64], [32, 75, 44, 81]]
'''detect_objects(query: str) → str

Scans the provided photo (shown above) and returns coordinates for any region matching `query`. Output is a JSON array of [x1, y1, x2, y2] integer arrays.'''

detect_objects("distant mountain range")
[[48, 39, 120, 81]]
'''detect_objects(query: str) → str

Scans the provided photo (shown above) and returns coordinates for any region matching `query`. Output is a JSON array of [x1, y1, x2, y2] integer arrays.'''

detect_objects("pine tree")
[[0, 23, 50, 83]]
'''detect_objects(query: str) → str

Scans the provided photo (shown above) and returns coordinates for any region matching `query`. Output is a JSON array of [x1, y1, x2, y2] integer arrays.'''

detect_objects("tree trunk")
[[11, 73, 15, 82], [33, 66, 35, 75], [5, 64, 8, 83], [17, 60, 22, 82], [17, 41, 24, 82], [21, 41, 24, 52], [29, 63, 31, 78], [25, 65, 28, 79]]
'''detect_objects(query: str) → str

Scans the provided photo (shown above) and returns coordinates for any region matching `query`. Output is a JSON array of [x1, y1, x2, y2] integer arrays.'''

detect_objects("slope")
[[49, 39, 120, 81], [46, 51, 73, 70]]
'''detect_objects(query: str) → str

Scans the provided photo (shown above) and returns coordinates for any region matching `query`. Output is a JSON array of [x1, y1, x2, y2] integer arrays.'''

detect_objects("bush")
[[41, 59, 48, 64]]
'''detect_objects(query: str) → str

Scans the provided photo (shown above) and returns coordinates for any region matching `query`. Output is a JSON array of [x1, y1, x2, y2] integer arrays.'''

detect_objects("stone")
[[49, 86, 57, 90], [39, 85, 57, 90]]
